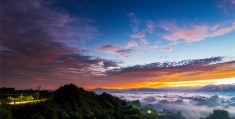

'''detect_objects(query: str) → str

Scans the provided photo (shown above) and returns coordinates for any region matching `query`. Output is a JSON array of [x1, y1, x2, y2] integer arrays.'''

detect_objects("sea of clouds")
[[107, 91, 235, 119]]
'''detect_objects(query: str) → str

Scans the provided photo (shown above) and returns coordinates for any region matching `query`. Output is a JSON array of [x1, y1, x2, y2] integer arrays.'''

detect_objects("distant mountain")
[[196, 84, 235, 92], [92, 84, 235, 93], [91, 88, 168, 93]]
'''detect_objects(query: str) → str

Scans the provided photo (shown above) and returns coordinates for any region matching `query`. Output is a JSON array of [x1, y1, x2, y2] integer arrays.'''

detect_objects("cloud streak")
[[106, 57, 224, 75], [160, 21, 235, 43], [130, 32, 149, 45], [161, 47, 172, 51], [97, 44, 132, 57], [126, 13, 235, 52], [126, 40, 139, 48], [128, 12, 140, 33]]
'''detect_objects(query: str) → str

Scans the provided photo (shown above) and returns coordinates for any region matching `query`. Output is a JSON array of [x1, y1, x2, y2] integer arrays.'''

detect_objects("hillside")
[[1, 84, 232, 119], [1, 84, 147, 119]]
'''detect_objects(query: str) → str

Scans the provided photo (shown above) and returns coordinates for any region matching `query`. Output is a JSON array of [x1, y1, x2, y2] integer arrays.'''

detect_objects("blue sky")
[[55, 0, 235, 65], [1, 0, 235, 89]]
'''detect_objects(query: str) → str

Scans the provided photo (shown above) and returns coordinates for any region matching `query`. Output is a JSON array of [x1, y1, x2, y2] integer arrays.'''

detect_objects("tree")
[[15, 94, 24, 102], [202, 109, 230, 119], [23, 95, 34, 101], [6, 96, 14, 102]]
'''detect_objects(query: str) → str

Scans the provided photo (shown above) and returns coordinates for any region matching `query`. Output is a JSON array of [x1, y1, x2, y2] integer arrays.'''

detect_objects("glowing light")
[[147, 110, 152, 114]]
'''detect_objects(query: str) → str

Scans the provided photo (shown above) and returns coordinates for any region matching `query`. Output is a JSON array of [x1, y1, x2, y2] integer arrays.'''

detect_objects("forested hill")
[[1, 84, 146, 119]]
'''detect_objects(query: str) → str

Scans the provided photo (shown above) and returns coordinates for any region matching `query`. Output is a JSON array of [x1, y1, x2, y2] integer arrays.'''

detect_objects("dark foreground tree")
[[200, 109, 230, 119]]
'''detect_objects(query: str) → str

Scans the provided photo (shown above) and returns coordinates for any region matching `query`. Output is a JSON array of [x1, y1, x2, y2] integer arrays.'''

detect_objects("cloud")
[[130, 32, 146, 39], [97, 44, 132, 57], [56, 54, 120, 69], [128, 13, 149, 46], [97, 42, 153, 57], [127, 13, 235, 52], [210, 22, 235, 36], [126, 40, 139, 48], [130, 32, 149, 45], [128, 13, 140, 33], [106, 57, 224, 75], [94, 57, 235, 89], [110, 92, 235, 119], [161, 21, 235, 43], [1, 0, 99, 63], [128, 13, 153, 52], [232, 0, 235, 4], [0, 0, 119, 88], [161, 47, 172, 51], [217, 0, 235, 15], [103, 60, 120, 69], [115, 49, 132, 56], [146, 20, 155, 33], [148, 45, 158, 51]]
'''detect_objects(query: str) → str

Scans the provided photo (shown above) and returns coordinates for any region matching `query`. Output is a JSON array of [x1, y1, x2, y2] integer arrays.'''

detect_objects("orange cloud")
[[84, 61, 235, 89]]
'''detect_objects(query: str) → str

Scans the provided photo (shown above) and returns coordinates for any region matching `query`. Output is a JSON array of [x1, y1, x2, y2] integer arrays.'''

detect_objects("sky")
[[1, 0, 235, 89]]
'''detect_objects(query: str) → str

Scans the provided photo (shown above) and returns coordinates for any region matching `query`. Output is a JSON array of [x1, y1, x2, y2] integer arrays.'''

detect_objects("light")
[[147, 110, 152, 114]]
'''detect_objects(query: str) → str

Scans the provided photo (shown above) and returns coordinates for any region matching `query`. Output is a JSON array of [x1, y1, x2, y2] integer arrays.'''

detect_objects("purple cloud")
[[0, 0, 120, 88], [106, 57, 224, 75], [97, 44, 132, 57]]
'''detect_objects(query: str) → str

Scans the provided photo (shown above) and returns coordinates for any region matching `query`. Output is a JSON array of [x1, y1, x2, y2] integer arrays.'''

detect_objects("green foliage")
[[6, 95, 34, 102], [7, 96, 14, 102], [129, 100, 141, 109], [201, 109, 230, 119], [24, 95, 34, 101], [14, 95, 22, 102]]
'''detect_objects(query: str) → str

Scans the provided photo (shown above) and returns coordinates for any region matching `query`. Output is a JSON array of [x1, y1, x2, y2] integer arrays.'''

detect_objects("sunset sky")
[[1, 0, 235, 89]]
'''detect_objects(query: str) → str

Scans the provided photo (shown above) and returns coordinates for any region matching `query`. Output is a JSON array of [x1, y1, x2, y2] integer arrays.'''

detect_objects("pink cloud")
[[211, 24, 220, 31], [162, 25, 209, 42], [210, 22, 235, 37], [126, 40, 138, 48], [161, 47, 172, 51], [161, 21, 235, 43], [97, 44, 121, 53], [148, 45, 158, 51], [140, 38, 149, 45], [130, 32, 145, 39]]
